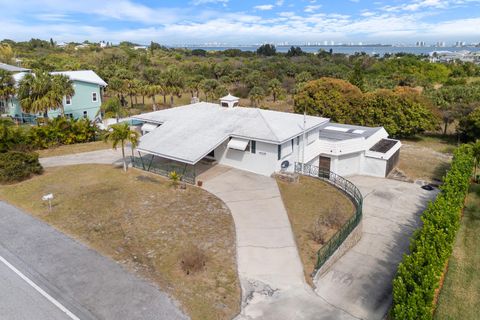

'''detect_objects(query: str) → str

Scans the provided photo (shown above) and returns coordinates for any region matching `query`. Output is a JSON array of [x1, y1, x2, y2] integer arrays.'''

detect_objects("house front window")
[[251, 140, 256, 154], [92, 92, 98, 102], [65, 96, 72, 105], [83, 111, 88, 118]]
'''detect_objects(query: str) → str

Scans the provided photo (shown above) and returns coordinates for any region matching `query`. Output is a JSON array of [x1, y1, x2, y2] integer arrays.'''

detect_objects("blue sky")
[[0, 0, 479, 45]]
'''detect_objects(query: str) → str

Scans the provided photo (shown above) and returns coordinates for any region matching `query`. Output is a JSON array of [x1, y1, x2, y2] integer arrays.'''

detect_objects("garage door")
[[385, 150, 400, 177]]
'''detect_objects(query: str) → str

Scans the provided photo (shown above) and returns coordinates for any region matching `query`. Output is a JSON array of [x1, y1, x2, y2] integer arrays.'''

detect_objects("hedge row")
[[391, 144, 474, 320]]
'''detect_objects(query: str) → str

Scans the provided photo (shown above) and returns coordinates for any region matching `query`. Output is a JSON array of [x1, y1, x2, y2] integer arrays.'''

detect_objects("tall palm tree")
[[268, 78, 283, 102], [200, 79, 219, 102], [0, 69, 15, 113], [146, 84, 162, 111], [51, 74, 74, 117], [103, 122, 139, 172], [163, 67, 185, 107], [249, 86, 265, 107], [17, 72, 74, 117], [98, 97, 127, 122]]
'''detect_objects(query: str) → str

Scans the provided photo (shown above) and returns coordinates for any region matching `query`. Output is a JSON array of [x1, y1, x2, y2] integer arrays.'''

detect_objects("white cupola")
[[220, 93, 240, 108]]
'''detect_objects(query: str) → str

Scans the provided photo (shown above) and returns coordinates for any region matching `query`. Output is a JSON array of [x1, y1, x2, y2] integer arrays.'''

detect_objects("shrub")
[[391, 144, 474, 319], [0, 151, 43, 183], [179, 246, 207, 275]]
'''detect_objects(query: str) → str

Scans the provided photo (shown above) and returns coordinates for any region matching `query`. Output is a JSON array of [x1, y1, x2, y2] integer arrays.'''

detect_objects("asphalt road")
[[0, 201, 187, 320]]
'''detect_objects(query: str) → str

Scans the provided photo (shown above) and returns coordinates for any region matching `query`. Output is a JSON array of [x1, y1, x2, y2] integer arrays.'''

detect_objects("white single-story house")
[[131, 94, 400, 181]]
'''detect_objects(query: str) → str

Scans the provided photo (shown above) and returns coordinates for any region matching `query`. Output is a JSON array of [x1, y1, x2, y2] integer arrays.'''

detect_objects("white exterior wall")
[[214, 139, 279, 176], [334, 152, 362, 177], [360, 155, 387, 177]]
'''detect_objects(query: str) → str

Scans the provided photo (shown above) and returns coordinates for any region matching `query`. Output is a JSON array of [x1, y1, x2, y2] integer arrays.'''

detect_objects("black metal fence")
[[294, 162, 363, 275], [131, 154, 196, 184]]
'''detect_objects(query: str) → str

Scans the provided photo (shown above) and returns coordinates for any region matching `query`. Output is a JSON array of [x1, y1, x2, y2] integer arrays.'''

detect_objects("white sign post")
[[42, 193, 54, 211]]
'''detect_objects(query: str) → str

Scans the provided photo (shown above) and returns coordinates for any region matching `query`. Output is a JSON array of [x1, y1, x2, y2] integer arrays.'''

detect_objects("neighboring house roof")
[[0, 62, 30, 72], [133, 102, 329, 165], [51, 70, 107, 87], [11, 70, 107, 87], [318, 122, 383, 141]]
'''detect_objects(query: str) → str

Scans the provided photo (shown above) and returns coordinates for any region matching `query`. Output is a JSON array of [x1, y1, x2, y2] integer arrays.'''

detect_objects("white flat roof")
[[13, 70, 107, 87], [133, 102, 329, 164]]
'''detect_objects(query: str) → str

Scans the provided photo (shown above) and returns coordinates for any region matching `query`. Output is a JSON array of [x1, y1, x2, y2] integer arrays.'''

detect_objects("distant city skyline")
[[1, 0, 479, 44]]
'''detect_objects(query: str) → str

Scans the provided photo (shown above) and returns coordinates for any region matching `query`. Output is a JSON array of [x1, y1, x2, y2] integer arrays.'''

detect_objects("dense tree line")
[[2, 39, 480, 138]]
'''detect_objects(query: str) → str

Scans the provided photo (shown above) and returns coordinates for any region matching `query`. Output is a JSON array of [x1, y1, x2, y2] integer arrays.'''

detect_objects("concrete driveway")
[[314, 176, 438, 320], [0, 202, 187, 320], [40, 149, 124, 168], [201, 166, 358, 320]]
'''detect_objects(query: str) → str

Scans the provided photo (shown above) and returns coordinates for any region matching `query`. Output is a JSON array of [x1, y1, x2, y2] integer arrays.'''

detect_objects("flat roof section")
[[369, 139, 398, 153]]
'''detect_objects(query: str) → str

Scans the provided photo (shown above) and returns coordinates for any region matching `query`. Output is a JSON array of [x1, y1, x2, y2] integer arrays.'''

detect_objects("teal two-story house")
[[1, 68, 107, 121]]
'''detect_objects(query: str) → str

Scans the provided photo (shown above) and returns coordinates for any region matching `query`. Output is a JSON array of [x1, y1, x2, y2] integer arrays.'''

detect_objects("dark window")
[[251, 140, 256, 154], [296, 136, 300, 145], [92, 92, 98, 102], [291, 139, 294, 150], [277, 145, 281, 160], [83, 111, 88, 118]]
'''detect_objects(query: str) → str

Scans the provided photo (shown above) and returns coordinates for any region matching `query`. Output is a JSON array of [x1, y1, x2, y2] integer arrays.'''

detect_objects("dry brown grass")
[[276, 176, 355, 285], [0, 165, 240, 320], [398, 135, 455, 182], [36, 141, 111, 158]]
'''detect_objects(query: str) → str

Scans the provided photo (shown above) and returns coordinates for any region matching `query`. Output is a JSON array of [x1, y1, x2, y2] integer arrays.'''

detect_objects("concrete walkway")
[[0, 201, 187, 320], [40, 149, 124, 168], [314, 176, 438, 320]]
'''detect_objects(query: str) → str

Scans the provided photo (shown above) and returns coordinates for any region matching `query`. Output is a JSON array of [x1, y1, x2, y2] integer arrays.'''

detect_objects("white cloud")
[[304, 5, 321, 12], [254, 4, 274, 11], [191, 0, 228, 5], [1, 0, 480, 44]]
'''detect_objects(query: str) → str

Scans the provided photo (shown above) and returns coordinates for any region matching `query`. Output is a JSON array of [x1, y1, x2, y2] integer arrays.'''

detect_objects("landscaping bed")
[[434, 184, 480, 320], [276, 175, 355, 285], [0, 164, 240, 320]]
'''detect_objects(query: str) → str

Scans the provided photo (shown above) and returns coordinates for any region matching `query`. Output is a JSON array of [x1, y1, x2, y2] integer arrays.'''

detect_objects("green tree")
[[17, 72, 74, 117], [163, 67, 185, 107], [0, 69, 16, 112], [268, 78, 284, 102], [458, 107, 480, 142], [103, 122, 139, 172], [98, 97, 127, 122], [200, 79, 219, 102], [0, 43, 15, 64], [249, 86, 265, 107], [256, 44, 276, 56], [349, 62, 365, 91], [294, 77, 363, 123]]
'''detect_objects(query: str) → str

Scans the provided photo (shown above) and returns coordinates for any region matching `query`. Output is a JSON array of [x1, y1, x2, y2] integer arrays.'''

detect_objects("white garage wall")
[[214, 139, 279, 176], [361, 156, 387, 177], [335, 152, 361, 177]]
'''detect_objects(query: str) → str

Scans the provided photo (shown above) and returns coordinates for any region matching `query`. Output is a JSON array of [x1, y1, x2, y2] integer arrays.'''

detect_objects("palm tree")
[[17, 72, 74, 117], [200, 79, 219, 102], [268, 78, 283, 102], [146, 85, 162, 111], [0, 69, 16, 113], [103, 122, 139, 172], [249, 86, 265, 107], [163, 67, 185, 107], [51, 74, 74, 116], [98, 97, 127, 122]]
